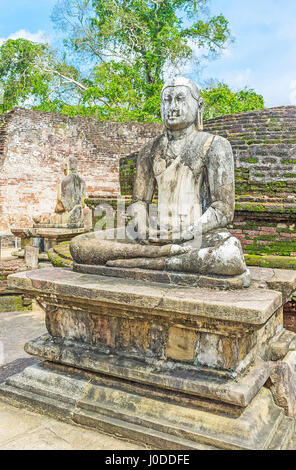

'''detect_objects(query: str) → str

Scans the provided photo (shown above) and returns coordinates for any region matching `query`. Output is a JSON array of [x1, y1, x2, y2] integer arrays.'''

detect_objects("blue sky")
[[0, 0, 296, 108]]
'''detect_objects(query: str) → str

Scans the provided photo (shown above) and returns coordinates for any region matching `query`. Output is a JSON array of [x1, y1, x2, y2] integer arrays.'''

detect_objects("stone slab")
[[11, 227, 88, 240], [25, 246, 39, 270], [73, 262, 251, 290], [0, 362, 293, 450], [7, 267, 282, 326], [0, 399, 142, 450], [249, 266, 296, 303], [25, 334, 270, 407]]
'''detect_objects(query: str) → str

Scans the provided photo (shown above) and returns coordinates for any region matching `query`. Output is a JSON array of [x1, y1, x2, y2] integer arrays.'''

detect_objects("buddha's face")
[[63, 162, 69, 176], [161, 85, 199, 131]]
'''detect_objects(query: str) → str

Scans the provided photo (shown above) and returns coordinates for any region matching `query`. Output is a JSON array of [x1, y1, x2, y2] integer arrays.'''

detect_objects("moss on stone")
[[245, 158, 258, 164], [281, 159, 296, 165], [48, 243, 73, 268], [235, 203, 266, 212], [245, 239, 296, 256], [0, 295, 32, 312], [245, 254, 296, 270], [284, 173, 296, 178]]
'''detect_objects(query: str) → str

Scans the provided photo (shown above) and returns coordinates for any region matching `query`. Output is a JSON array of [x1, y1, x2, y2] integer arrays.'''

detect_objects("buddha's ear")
[[196, 97, 204, 131]]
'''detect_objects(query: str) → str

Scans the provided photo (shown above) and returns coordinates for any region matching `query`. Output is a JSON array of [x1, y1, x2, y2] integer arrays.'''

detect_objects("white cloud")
[[222, 46, 233, 58], [232, 68, 252, 88], [0, 29, 49, 46]]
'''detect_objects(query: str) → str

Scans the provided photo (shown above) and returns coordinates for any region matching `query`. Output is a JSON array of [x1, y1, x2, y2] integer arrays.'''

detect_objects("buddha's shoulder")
[[195, 131, 231, 148], [144, 133, 166, 148], [138, 133, 167, 160], [201, 132, 232, 154]]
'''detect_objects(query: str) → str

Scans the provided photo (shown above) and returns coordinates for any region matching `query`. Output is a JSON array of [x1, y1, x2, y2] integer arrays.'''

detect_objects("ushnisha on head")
[[161, 77, 204, 131], [63, 156, 78, 176]]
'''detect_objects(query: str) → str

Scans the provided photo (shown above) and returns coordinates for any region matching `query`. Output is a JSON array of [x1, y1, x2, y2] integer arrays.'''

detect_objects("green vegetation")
[[0, 295, 32, 313], [245, 255, 296, 270], [202, 83, 264, 120], [0, 0, 264, 121]]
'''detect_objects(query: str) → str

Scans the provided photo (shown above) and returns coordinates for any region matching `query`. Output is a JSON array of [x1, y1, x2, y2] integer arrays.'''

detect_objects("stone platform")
[[11, 227, 89, 254], [73, 262, 251, 290], [1, 267, 296, 449]]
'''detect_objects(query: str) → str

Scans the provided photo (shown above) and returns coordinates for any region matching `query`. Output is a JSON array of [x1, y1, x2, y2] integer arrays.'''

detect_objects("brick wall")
[[1, 105, 296, 233], [203, 106, 296, 196], [283, 298, 296, 333], [0, 108, 162, 232]]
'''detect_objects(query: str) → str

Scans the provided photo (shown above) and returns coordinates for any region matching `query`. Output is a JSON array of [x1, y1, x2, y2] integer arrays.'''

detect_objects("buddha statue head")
[[161, 77, 204, 131], [63, 156, 78, 176]]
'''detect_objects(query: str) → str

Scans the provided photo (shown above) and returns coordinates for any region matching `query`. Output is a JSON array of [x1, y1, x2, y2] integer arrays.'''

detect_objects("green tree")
[[0, 38, 88, 113], [202, 83, 264, 120], [51, 0, 233, 120]]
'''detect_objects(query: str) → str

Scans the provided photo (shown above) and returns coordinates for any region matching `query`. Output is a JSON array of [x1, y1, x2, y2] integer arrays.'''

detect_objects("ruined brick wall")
[[1, 105, 296, 233], [284, 298, 296, 333], [0, 108, 162, 232], [203, 106, 296, 196], [120, 106, 296, 197]]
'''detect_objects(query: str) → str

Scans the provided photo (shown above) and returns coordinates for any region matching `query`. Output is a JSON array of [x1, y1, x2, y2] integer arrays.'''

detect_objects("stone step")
[[0, 363, 292, 450], [268, 414, 295, 450]]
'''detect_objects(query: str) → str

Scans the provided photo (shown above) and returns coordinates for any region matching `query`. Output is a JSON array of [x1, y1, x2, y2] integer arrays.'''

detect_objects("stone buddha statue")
[[33, 155, 86, 228], [70, 77, 250, 285]]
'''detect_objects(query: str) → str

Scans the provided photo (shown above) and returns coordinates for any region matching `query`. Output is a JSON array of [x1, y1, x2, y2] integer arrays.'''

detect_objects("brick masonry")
[[203, 106, 296, 195], [0, 108, 162, 232], [1, 106, 296, 327], [0, 258, 26, 294], [2, 106, 296, 233]]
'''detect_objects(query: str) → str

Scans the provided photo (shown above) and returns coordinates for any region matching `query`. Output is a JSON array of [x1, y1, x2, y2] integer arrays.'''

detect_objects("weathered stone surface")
[[0, 362, 294, 450], [166, 327, 196, 362], [250, 266, 296, 303], [7, 268, 281, 325], [24, 334, 270, 407], [25, 246, 39, 270], [33, 156, 87, 229], [70, 77, 248, 281], [6, 267, 286, 377], [3, 265, 296, 450], [269, 329, 296, 361], [73, 263, 251, 290], [267, 351, 296, 419]]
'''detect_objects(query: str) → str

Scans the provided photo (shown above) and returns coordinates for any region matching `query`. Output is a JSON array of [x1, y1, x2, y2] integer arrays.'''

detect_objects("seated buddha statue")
[[70, 77, 250, 284], [33, 156, 86, 228]]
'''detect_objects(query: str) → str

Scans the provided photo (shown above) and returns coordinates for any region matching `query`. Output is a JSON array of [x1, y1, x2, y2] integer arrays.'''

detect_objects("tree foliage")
[[202, 83, 265, 120], [0, 2, 265, 121], [50, 0, 233, 119], [0, 38, 88, 113]]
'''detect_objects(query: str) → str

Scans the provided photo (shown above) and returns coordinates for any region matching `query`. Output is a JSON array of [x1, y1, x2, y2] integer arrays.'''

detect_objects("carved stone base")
[[11, 227, 89, 252], [2, 267, 296, 449], [73, 262, 251, 290], [0, 361, 294, 450]]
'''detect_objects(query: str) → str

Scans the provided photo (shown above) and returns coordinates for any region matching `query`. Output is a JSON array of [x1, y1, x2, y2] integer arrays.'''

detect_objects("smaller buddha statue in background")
[[33, 156, 86, 228]]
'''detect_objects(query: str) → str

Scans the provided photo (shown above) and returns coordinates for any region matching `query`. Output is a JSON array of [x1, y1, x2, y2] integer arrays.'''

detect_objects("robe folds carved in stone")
[[132, 131, 235, 236]]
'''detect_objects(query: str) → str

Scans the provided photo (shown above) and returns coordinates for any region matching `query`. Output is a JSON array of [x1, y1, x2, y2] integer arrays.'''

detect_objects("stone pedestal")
[[25, 246, 39, 270], [11, 227, 89, 258], [1, 267, 296, 449]]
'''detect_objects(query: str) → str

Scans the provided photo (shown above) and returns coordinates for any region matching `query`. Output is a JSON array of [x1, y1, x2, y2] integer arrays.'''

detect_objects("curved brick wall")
[[0, 108, 161, 232], [203, 106, 296, 196], [1, 105, 296, 233]]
